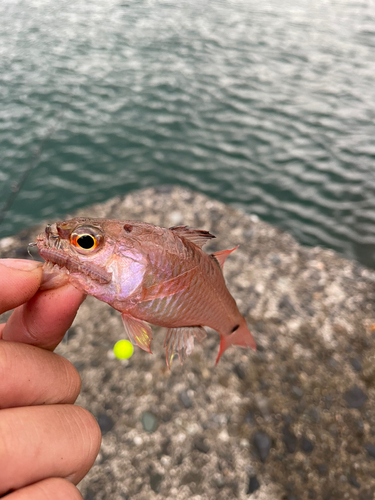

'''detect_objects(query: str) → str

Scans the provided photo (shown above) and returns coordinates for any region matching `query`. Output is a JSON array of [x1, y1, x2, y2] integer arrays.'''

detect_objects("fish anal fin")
[[170, 226, 216, 248], [212, 245, 239, 270], [215, 318, 256, 364], [121, 314, 153, 353], [164, 326, 207, 368]]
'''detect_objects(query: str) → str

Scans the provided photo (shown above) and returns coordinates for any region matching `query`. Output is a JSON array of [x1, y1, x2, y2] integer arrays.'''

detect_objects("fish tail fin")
[[215, 318, 256, 365]]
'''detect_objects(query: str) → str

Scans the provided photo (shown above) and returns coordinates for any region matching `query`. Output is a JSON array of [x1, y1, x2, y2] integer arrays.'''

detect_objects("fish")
[[34, 218, 256, 367]]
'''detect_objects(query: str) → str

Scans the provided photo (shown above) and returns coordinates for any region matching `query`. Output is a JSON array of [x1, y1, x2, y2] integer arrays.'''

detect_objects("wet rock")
[[329, 423, 339, 437], [359, 491, 375, 500], [181, 470, 202, 485], [316, 463, 328, 476], [90, 357, 102, 368], [362, 360, 375, 384], [324, 394, 333, 410], [270, 254, 281, 265], [348, 474, 360, 489], [244, 411, 255, 426], [179, 390, 193, 409], [291, 386, 304, 400], [307, 408, 320, 423], [193, 435, 210, 454], [247, 474, 260, 494], [300, 436, 314, 454], [253, 431, 272, 462], [214, 475, 225, 489], [328, 357, 339, 371], [283, 425, 297, 454], [85, 489, 96, 500], [364, 442, 375, 459], [349, 357, 362, 372], [64, 327, 77, 342], [233, 363, 246, 380], [255, 395, 272, 418], [160, 438, 171, 456], [278, 295, 296, 314], [343, 385, 368, 409], [150, 472, 163, 493], [73, 361, 86, 371], [96, 413, 115, 435], [141, 411, 158, 433], [243, 228, 254, 240], [354, 419, 365, 438]]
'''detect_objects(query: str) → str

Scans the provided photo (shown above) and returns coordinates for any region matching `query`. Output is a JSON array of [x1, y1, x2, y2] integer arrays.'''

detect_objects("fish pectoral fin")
[[121, 314, 153, 353], [211, 246, 239, 270], [164, 326, 207, 368], [139, 266, 198, 302], [170, 225, 216, 248]]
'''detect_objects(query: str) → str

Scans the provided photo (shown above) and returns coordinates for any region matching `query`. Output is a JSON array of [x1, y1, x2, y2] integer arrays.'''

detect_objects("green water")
[[1, 0, 375, 266]]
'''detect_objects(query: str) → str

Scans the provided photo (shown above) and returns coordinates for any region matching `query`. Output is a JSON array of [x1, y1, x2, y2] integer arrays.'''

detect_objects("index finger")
[[1, 284, 86, 350]]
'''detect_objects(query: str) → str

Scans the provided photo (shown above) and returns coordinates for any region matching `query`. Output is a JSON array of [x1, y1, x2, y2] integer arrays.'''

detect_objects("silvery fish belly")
[[35, 217, 256, 367]]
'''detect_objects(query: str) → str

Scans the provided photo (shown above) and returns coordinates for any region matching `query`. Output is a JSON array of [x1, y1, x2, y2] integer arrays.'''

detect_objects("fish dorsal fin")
[[121, 314, 153, 353], [170, 225, 215, 248], [164, 326, 207, 368], [211, 245, 239, 270]]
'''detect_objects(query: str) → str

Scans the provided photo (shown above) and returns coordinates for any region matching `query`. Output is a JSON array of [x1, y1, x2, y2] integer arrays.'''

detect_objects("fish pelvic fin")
[[164, 326, 207, 369], [121, 314, 153, 353], [211, 245, 239, 270], [215, 318, 256, 365]]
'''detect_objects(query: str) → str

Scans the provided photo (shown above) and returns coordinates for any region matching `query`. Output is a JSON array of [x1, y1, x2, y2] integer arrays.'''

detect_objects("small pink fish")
[[35, 218, 256, 366]]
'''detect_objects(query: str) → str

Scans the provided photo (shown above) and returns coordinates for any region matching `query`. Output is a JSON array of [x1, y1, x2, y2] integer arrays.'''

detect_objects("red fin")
[[170, 226, 216, 248], [215, 318, 256, 364], [164, 326, 207, 368], [121, 314, 153, 353], [212, 246, 239, 270], [139, 266, 198, 302]]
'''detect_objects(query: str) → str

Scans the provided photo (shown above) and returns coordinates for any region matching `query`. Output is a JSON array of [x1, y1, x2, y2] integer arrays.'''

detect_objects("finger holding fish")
[[1, 284, 86, 350]]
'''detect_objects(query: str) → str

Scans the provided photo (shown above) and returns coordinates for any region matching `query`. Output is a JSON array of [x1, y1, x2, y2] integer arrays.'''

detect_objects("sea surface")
[[1, 0, 375, 267]]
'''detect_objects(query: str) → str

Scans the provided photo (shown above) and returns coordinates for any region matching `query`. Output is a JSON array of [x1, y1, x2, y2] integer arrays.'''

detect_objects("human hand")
[[0, 259, 101, 499]]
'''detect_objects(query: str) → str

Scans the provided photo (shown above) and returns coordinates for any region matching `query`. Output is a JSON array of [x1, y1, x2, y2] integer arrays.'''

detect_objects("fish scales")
[[35, 217, 256, 365]]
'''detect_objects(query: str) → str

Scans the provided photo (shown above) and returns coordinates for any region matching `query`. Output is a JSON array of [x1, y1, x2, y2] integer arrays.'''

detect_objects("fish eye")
[[70, 226, 103, 253], [76, 234, 96, 249]]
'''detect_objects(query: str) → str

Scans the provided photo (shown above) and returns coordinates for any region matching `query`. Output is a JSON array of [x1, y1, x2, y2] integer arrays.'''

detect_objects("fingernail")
[[0, 259, 43, 271]]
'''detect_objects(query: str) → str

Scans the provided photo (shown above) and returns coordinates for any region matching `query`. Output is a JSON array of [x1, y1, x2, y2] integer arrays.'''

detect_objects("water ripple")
[[1, 0, 375, 267]]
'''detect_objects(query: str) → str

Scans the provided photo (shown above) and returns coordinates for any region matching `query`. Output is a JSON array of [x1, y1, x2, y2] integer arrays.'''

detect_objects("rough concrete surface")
[[1, 186, 375, 500]]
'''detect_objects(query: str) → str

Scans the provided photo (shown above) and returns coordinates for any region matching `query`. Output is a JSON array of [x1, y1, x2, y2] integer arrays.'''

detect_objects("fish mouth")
[[36, 226, 112, 285]]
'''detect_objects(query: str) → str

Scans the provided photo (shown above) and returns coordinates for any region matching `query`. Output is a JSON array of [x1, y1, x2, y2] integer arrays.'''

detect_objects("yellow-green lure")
[[113, 340, 134, 359]]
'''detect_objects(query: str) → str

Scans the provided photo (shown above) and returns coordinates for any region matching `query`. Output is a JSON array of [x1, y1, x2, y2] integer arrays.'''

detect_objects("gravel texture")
[[1, 186, 375, 500]]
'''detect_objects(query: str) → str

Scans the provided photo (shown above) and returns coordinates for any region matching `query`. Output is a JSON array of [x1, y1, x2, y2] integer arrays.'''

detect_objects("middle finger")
[[0, 341, 81, 409]]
